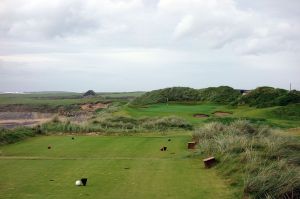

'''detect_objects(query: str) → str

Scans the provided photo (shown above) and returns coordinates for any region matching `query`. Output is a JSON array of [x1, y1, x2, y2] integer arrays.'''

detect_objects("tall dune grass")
[[192, 120, 300, 198], [41, 115, 193, 134]]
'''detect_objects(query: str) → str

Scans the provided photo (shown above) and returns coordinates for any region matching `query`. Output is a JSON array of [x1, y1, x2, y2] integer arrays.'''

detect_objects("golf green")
[[0, 135, 235, 199]]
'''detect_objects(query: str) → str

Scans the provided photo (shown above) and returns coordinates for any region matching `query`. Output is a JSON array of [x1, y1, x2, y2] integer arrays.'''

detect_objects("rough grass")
[[0, 135, 235, 199], [42, 115, 193, 133], [192, 121, 300, 199]]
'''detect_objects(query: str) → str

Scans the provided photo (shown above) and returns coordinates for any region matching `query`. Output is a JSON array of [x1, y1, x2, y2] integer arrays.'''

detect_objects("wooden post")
[[203, 157, 216, 168], [160, 146, 167, 151], [187, 142, 196, 149]]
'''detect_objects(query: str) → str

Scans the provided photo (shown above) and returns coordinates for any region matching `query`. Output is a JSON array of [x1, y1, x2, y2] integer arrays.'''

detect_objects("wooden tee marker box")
[[81, 178, 88, 186], [187, 142, 196, 149], [203, 157, 216, 168], [160, 146, 167, 151]]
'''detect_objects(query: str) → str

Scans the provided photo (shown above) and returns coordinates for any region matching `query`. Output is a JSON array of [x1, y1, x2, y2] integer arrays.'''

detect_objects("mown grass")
[[0, 135, 235, 199]]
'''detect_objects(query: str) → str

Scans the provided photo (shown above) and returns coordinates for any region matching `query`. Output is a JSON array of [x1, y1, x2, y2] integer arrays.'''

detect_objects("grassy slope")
[[117, 103, 300, 128], [121, 103, 223, 125], [0, 135, 236, 199]]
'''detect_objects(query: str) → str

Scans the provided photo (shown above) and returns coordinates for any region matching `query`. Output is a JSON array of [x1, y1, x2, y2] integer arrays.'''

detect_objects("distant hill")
[[199, 86, 241, 104], [131, 86, 241, 106], [131, 86, 300, 107], [130, 87, 201, 105]]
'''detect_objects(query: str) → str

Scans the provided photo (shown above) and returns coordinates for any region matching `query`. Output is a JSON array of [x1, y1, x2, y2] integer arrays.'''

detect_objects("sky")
[[0, 0, 299, 92]]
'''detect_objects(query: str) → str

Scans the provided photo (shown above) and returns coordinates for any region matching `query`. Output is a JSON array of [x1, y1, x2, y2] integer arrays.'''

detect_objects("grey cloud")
[[167, 0, 300, 54], [0, 0, 146, 41], [0, 0, 299, 91], [236, 0, 300, 19]]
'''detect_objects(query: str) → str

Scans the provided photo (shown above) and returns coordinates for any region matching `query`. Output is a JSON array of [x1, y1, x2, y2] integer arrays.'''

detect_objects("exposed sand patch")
[[86, 132, 99, 136], [0, 112, 54, 129], [80, 102, 109, 111], [0, 118, 51, 129], [193, 113, 209, 118], [213, 111, 232, 117], [0, 112, 53, 120]]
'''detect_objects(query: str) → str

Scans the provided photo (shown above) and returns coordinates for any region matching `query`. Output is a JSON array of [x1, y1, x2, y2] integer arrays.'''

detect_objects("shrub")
[[83, 90, 96, 97], [276, 90, 300, 106]]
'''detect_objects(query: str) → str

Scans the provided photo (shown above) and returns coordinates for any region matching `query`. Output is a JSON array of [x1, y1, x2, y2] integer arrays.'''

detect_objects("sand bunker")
[[213, 111, 232, 117], [80, 102, 109, 111], [193, 113, 209, 118]]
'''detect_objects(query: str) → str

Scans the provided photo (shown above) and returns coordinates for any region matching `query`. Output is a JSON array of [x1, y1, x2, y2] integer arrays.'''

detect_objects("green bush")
[[276, 90, 300, 106]]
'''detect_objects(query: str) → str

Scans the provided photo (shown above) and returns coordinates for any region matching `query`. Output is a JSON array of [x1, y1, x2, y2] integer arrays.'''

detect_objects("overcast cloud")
[[0, 0, 299, 92]]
